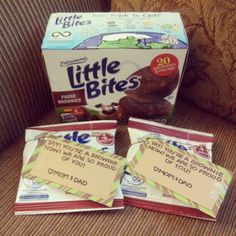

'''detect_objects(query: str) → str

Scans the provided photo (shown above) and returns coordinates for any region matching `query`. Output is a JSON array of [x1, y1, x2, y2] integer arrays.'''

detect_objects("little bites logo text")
[[55, 14, 91, 28], [65, 57, 141, 99]]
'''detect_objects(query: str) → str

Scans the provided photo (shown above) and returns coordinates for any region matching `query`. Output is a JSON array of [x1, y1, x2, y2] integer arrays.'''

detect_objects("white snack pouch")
[[15, 120, 124, 215], [121, 117, 215, 220]]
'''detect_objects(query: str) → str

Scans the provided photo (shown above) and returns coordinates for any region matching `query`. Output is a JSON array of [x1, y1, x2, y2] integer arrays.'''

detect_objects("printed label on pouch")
[[21, 135, 125, 207], [127, 138, 233, 217]]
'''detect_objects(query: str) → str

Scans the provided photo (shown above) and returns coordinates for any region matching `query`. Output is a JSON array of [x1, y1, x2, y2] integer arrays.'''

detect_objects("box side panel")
[[42, 12, 188, 50]]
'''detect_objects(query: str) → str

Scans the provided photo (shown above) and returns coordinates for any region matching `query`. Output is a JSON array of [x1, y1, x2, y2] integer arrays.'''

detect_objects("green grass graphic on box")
[[98, 36, 172, 49]]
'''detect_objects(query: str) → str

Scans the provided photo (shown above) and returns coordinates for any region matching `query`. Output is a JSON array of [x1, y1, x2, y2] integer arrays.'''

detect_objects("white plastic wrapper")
[[121, 117, 215, 220], [15, 120, 124, 215]]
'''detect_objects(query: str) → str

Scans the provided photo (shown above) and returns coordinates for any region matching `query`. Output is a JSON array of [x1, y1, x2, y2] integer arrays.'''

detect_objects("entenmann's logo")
[[66, 57, 141, 99]]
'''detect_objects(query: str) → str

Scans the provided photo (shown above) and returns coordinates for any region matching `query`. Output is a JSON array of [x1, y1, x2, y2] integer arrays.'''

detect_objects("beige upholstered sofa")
[[1, 1, 235, 235]]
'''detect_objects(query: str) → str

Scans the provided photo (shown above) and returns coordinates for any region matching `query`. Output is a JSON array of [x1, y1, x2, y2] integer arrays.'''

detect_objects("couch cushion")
[[111, 0, 236, 123], [1, 99, 235, 235], [0, 0, 106, 152]]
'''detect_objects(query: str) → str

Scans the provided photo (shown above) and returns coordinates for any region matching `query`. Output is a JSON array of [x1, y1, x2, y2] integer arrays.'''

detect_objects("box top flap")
[[42, 12, 188, 50]]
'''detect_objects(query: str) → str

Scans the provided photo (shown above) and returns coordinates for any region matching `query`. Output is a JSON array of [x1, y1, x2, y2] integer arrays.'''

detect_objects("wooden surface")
[[1, 99, 235, 236]]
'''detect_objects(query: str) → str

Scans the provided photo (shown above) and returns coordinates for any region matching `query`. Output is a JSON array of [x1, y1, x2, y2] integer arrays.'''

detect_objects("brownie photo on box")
[[118, 65, 179, 122]]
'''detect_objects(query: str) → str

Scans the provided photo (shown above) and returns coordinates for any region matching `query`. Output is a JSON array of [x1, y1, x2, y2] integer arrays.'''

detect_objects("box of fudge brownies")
[[42, 12, 188, 123]]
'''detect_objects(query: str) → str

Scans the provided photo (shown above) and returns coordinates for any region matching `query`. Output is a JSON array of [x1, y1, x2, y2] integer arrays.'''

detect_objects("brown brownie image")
[[119, 96, 172, 122], [126, 66, 179, 99]]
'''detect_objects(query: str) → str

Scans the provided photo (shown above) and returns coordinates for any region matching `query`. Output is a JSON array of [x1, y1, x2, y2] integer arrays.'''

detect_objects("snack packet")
[[121, 117, 215, 220], [15, 120, 124, 215]]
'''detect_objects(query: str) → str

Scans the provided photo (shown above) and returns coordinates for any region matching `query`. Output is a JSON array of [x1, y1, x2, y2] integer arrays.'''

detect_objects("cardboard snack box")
[[42, 12, 188, 123]]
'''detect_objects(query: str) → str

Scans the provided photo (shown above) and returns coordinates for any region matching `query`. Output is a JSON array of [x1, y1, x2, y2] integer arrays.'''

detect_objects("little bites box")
[[42, 12, 188, 123]]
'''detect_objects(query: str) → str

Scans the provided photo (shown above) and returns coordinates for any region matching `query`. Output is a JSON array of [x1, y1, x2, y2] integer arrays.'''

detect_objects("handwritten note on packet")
[[21, 135, 126, 207], [127, 138, 233, 218]]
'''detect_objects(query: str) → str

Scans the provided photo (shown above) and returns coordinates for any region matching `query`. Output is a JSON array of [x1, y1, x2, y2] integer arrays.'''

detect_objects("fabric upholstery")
[[1, 2, 235, 234], [1, 99, 235, 235], [111, 0, 236, 123], [0, 0, 105, 152]]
